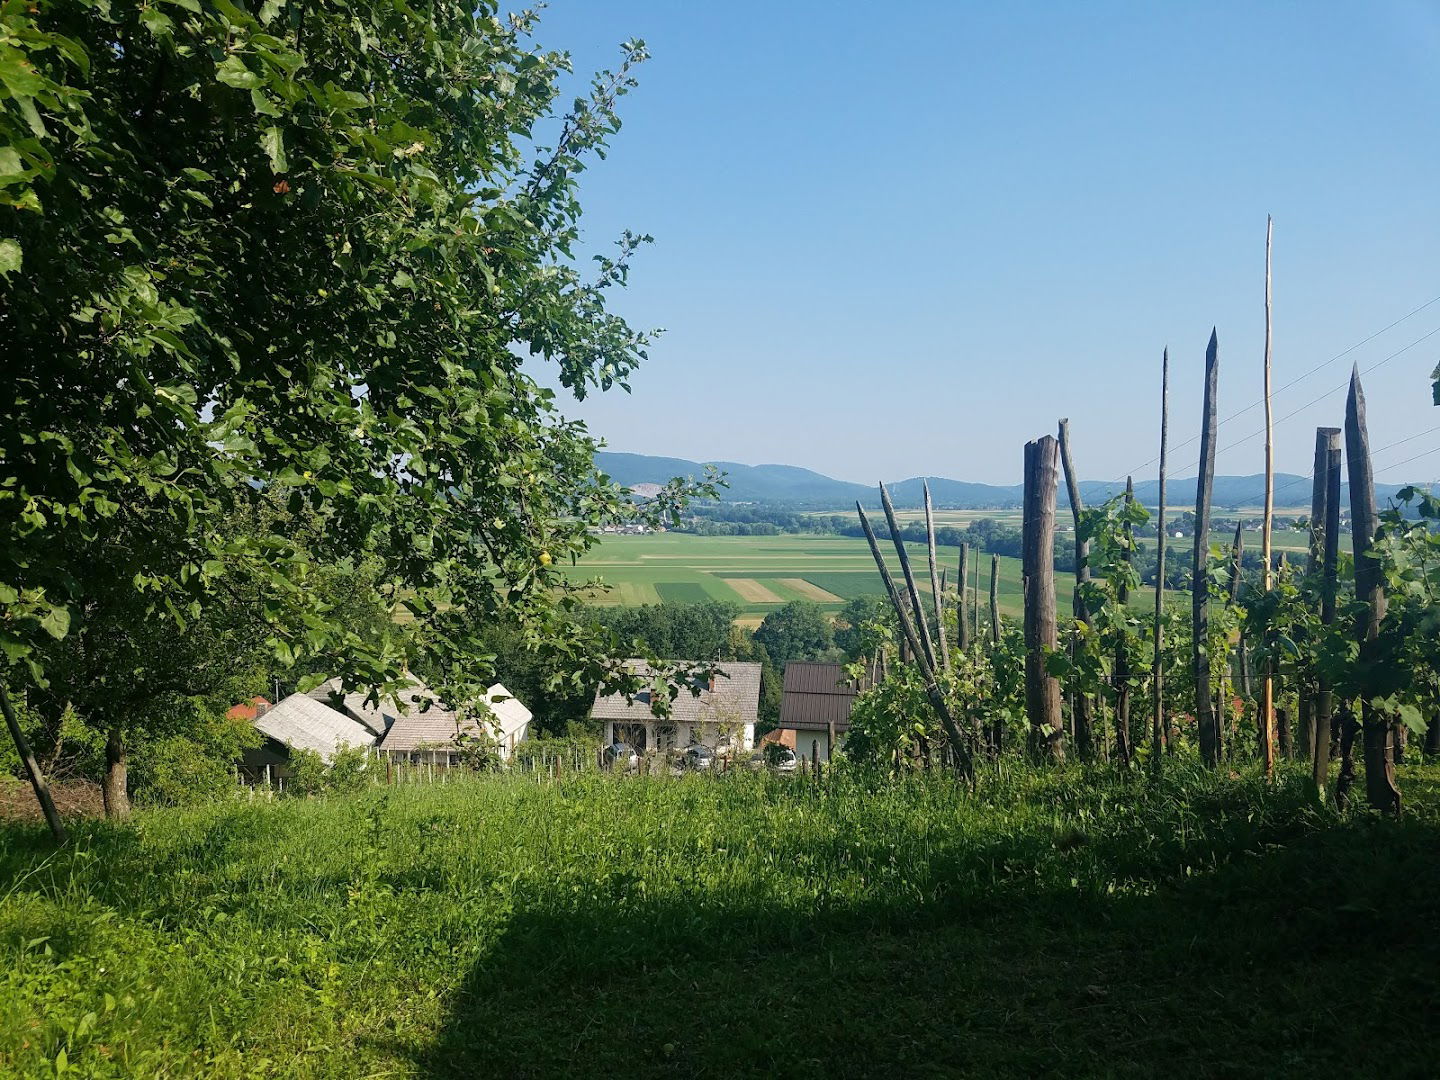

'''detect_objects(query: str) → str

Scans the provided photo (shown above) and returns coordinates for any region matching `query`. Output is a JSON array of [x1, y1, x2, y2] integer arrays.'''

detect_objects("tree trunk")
[[102, 726, 131, 820], [1345, 367, 1401, 814], [0, 682, 67, 843], [1058, 418, 1094, 761], [1424, 709, 1440, 759], [1335, 701, 1359, 809], [1023, 436, 1064, 762], [1194, 330, 1221, 765]]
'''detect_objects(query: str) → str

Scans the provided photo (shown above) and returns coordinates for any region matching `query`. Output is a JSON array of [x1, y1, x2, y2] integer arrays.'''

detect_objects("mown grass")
[[2, 764, 1438, 1078]]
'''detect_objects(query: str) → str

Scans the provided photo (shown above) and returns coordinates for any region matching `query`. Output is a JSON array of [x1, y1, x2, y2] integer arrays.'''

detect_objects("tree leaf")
[[261, 126, 287, 173]]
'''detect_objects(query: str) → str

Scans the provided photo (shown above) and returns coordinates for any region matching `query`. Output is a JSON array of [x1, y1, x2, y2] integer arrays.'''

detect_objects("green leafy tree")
[[753, 601, 835, 669], [2, 2, 710, 832]]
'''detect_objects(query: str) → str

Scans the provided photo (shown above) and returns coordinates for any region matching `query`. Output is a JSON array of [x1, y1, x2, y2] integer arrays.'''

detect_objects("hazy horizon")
[[532, 1, 1440, 486]]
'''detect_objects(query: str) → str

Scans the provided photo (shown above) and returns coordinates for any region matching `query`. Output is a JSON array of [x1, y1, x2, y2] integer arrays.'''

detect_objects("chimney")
[[707, 675, 716, 692]]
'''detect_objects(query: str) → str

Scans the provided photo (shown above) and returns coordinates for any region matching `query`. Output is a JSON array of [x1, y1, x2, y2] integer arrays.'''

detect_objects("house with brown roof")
[[771, 661, 862, 763], [591, 660, 761, 756]]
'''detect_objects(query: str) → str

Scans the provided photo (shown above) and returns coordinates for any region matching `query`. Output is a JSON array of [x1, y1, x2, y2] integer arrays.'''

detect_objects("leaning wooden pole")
[[1259, 215, 1276, 776], [1023, 436, 1064, 762], [923, 481, 950, 671], [1115, 477, 1135, 765], [1344, 369, 1401, 813], [989, 552, 1001, 645], [1152, 348, 1169, 765], [0, 682, 67, 844], [857, 502, 973, 777], [1057, 418, 1094, 761], [1194, 330, 1221, 766], [1314, 430, 1342, 794], [957, 543, 972, 653], [879, 483, 937, 672]]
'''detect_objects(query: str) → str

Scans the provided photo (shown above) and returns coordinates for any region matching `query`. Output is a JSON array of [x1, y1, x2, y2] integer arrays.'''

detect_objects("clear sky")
[[529, 1, 1440, 487]]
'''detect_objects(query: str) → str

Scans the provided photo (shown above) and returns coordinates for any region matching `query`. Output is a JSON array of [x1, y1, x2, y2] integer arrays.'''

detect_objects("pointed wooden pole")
[[879, 483, 937, 672], [857, 502, 973, 777], [1152, 348, 1169, 766], [1115, 477, 1135, 765], [1258, 215, 1277, 776], [971, 552, 980, 646], [1344, 369, 1401, 813], [923, 481, 950, 671], [1058, 418, 1094, 761], [957, 543, 972, 652], [1314, 429, 1342, 793], [989, 552, 1001, 645], [1023, 436, 1064, 762], [1194, 330, 1220, 765], [0, 683, 66, 844]]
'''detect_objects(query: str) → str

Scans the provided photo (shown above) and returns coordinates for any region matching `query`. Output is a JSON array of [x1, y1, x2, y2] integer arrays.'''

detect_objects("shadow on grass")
[[413, 814, 1440, 1079]]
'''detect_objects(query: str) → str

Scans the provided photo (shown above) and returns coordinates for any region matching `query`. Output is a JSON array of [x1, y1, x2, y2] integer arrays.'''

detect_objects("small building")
[[591, 660, 761, 755], [773, 661, 862, 763], [238, 693, 376, 783], [375, 681, 533, 765]]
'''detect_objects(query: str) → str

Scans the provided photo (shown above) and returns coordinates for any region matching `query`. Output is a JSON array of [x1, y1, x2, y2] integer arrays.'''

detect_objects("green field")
[[560, 533, 1059, 618], [3, 765, 1437, 1078]]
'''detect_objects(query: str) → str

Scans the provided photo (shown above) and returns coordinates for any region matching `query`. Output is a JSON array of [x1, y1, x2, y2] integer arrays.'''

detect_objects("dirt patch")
[[0, 778, 105, 823], [778, 578, 842, 602], [725, 578, 783, 604]]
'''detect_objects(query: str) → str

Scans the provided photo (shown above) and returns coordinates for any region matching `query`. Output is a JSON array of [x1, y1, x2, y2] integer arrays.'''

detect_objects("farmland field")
[[558, 532, 1062, 617]]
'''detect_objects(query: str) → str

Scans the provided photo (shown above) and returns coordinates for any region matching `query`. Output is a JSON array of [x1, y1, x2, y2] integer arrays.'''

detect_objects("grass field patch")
[[781, 578, 843, 602], [725, 578, 784, 604]]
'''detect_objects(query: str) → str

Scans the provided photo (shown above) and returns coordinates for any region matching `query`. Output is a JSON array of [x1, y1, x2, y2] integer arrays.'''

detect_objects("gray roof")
[[378, 682, 532, 753], [306, 677, 422, 737], [590, 660, 762, 726], [254, 693, 376, 762]]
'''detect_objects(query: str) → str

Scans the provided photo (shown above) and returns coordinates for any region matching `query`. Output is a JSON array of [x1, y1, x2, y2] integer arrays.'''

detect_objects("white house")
[[590, 660, 761, 755]]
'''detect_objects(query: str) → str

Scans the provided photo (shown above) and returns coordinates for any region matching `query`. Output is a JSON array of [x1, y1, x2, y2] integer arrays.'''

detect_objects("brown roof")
[[590, 660, 762, 726], [779, 662, 861, 731]]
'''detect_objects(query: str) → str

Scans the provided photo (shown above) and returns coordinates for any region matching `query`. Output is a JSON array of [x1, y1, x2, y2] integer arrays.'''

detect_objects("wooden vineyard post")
[[1344, 368, 1401, 813], [1225, 521, 1245, 754], [1152, 349, 1169, 765], [1259, 215, 1277, 776], [957, 543, 972, 652], [1115, 477, 1136, 764], [1058, 418, 1094, 761], [0, 682, 66, 844], [1194, 330, 1221, 766], [923, 482, 951, 671], [879, 484, 938, 671], [989, 553, 1001, 646], [857, 502, 974, 777], [1023, 436, 1064, 761], [971, 552, 980, 647], [1303, 428, 1341, 765]]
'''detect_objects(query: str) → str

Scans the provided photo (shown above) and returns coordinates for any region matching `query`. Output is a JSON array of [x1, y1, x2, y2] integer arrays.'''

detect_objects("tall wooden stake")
[[1300, 428, 1338, 762], [1259, 215, 1276, 776], [923, 481, 950, 671], [1115, 476, 1135, 765], [1152, 348, 1169, 765], [0, 682, 66, 844], [957, 543, 972, 653], [1314, 429, 1342, 793], [1057, 418, 1094, 761], [1194, 330, 1220, 766], [1023, 436, 1064, 761], [971, 551, 980, 646], [879, 483, 937, 673], [989, 552, 1001, 645], [857, 502, 973, 778], [1344, 369, 1401, 813]]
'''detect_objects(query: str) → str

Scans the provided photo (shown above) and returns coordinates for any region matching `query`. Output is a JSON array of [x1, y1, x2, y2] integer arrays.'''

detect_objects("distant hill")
[[596, 451, 1410, 510]]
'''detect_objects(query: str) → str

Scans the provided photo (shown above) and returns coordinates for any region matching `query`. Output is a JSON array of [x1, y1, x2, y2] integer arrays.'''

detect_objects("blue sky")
[[530, 1, 1440, 486]]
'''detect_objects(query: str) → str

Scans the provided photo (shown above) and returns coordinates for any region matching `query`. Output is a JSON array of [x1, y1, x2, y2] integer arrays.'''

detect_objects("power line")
[[1114, 293, 1440, 483]]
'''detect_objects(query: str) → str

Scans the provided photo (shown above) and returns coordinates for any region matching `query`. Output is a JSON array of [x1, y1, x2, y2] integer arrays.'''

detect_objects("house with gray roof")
[[372, 680, 532, 765], [239, 692, 376, 784], [591, 660, 761, 756]]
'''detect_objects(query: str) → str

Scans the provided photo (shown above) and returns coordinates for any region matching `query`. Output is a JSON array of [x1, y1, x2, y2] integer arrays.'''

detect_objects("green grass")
[[654, 581, 714, 605], [2, 764, 1438, 1077]]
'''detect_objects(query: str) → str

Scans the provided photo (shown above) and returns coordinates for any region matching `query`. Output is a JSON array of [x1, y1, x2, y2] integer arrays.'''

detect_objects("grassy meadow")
[[2, 765, 1437, 1078], [559, 532, 1053, 618]]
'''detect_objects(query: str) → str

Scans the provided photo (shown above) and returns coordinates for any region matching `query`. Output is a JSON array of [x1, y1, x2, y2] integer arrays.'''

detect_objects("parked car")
[[603, 742, 639, 772], [762, 744, 798, 773], [676, 743, 716, 772]]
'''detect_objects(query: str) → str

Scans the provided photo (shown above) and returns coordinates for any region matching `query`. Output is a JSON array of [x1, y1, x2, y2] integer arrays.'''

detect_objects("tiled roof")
[[590, 660, 762, 726], [378, 682, 532, 752], [779, 662, 861, 732], [254, 693, 375, 762]]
